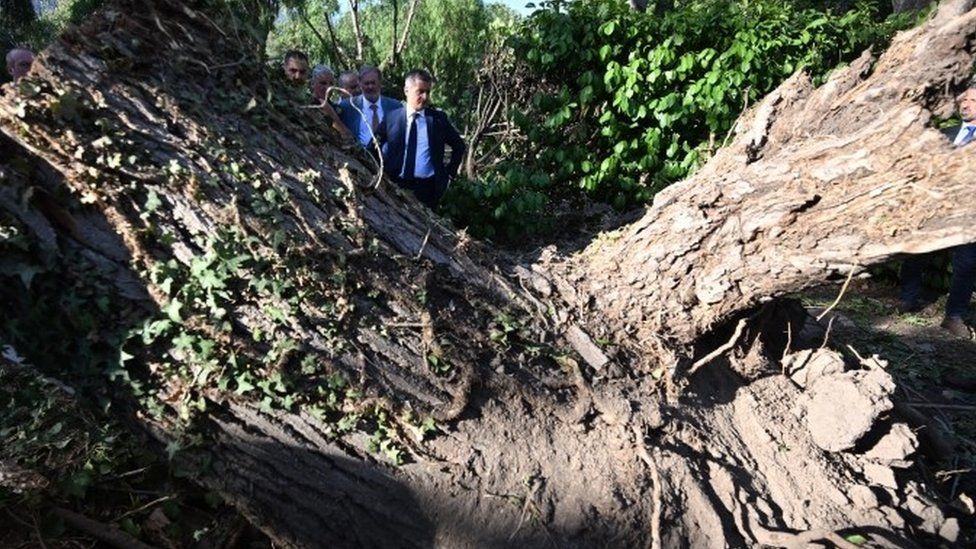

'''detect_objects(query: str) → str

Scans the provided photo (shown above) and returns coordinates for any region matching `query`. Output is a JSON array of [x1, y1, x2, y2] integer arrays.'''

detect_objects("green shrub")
[[446, 0, 922, 242], [440, 168, 552, 242]]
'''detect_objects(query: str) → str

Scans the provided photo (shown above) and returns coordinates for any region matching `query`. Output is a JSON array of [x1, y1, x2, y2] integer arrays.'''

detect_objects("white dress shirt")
[[952, 123, 976, 147], [357, 96, 385, 146], [400, 108, 435, 179]]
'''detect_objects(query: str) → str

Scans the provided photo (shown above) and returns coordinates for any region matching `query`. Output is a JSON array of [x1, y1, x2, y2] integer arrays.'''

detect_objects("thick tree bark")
[[2, 0, 975, 547], [893, 0, 932, 13], [574, 1, 976, 364]]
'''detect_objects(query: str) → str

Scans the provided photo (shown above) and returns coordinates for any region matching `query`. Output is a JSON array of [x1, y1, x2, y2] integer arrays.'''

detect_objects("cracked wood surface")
[[575, 0, 976, 357]]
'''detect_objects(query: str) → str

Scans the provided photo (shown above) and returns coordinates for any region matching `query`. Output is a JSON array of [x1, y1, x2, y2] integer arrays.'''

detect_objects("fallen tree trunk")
[[1, 0, 974, 546], [573, 2, 976, 358]]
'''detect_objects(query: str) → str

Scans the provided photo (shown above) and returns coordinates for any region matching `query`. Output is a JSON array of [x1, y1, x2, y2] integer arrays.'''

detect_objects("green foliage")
[[447, 0, 922, 242], [267, 0, 518, 116], [1, 0, 106, 53], [0, 346, 166, 514], [397, 0, 517, 115], [440, 170, 551, 241], [870, 254, 953, 293], [268, 0, 342, 63]]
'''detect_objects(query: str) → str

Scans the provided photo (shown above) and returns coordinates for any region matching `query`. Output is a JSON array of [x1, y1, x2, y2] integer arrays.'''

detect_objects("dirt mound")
[[805, 367, 896, 452]]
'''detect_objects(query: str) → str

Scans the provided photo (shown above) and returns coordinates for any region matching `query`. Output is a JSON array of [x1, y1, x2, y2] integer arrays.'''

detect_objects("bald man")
[[6, 48, 33, 81]]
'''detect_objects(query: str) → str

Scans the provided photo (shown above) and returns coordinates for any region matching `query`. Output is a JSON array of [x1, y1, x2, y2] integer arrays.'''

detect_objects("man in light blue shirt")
[[338, 65, 402, 150], [378, 69, 466, 207]]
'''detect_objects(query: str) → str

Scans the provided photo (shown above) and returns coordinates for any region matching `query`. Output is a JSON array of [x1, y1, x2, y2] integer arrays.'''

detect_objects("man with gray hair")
[[309, 64, 353, 142], [338, 65, 401, 148], [6, 48, 33, 82], [310, 64, 336, 103], [378, 69, 465, 207]]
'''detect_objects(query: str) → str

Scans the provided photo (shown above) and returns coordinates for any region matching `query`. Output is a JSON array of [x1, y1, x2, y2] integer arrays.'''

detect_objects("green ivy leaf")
[[165, 298, 183, 323]]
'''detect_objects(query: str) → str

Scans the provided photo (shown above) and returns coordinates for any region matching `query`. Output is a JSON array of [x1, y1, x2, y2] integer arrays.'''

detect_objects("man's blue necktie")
[[961, 125, 976, 146], [404, 113, 419, 179]]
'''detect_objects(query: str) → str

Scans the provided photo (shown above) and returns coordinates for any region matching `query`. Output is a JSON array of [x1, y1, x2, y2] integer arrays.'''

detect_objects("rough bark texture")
[[893, 0, 933, 13], [573, 1, 976, 365], [1, 0, 975, 547]]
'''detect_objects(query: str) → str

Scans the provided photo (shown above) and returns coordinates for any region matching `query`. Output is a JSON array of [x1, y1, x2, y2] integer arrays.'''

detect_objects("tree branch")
[[321, 7, 351, 68], [297, 5, 347, 68], [346, 0, 365, 65], [394, 0, 421, 60]]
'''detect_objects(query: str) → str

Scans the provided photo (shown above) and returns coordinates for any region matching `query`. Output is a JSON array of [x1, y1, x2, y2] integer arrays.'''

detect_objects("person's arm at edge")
[[321, 102, 354, 142]]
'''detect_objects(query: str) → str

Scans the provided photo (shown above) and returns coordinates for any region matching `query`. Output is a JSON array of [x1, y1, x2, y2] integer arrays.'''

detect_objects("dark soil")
[[801, 274, 976, 522]]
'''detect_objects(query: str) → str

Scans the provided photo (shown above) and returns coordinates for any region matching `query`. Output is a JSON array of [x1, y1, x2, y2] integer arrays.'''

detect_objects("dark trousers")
[[394, 176, 440, 208], [901, 243, 976, 318]]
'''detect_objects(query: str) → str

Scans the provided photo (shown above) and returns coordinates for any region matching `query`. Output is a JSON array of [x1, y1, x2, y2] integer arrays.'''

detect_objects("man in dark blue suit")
[[338, 65, 402, 150], [900, 85, 976, 339], [379, 69, 466, 207]]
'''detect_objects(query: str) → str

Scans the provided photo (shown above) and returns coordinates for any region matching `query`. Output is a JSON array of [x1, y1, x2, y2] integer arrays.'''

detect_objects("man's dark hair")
[[283, 50, 308, 64], [359, 64, 381, 79], [404, 68, 434, 87]]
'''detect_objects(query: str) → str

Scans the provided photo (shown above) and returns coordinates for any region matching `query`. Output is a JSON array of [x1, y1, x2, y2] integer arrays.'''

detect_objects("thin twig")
[[719, 87, 751, 150], [846, 344, 866, 363], [99, 465, 153, 482], [820, 315, 835, 348], [415, 226, 432, 260], [31, 512, 49, 549], [781, 320, 793, 375], [53, 508, 156, 549], [633, 426, 662, 549], [508, 479, 540, 541], [688, 317, 748, 375], [949, 457, 963, 500], [816, 265, 858, 322], [935, 467, 973, 479], [114, 494, 177, 522]]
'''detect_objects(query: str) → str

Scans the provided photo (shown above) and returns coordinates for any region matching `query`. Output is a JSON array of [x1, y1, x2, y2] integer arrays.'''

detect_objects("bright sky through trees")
[[494, 0, 535, 15]]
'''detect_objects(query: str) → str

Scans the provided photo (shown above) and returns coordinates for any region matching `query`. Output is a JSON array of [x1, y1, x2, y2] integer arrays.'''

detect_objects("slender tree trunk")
[[297, 6, 348, 69], [2, 0, 975, 547], [347, 0, 366, 64]]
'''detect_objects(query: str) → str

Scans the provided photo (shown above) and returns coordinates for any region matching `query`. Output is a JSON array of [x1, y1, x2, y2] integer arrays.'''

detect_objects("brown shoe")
[[941, 316, 973, 339]]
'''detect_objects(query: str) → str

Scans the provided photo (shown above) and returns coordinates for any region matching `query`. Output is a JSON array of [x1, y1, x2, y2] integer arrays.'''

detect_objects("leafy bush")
[[441, 170, 551, 242], [445, 0, 922, 242], [0, 0, 105, 55]]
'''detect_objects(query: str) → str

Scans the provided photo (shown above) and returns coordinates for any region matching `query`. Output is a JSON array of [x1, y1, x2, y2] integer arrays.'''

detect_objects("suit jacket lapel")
[[425, 110, 437, 148]]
